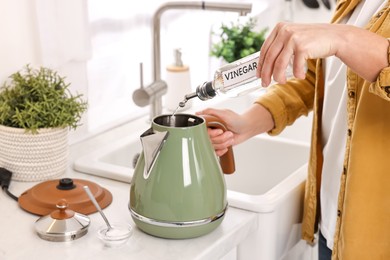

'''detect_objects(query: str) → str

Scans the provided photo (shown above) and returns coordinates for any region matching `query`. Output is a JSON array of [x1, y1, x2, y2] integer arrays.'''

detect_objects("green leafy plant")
[[210, 18, 268, 63], [0, 65, 88, 133]]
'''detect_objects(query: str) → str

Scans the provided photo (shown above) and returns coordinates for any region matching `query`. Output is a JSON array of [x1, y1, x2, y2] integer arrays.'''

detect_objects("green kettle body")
[[129, 114, 227, 239]]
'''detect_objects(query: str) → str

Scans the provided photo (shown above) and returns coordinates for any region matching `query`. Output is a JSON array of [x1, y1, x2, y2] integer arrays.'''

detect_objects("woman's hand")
[[197, 104, 274, 156], [257, 22, 389, 85], [197, 108, 241, 156]]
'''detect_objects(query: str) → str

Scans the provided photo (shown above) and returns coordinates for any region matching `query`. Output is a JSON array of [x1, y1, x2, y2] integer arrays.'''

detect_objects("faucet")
[[133, 1, 252, 121]]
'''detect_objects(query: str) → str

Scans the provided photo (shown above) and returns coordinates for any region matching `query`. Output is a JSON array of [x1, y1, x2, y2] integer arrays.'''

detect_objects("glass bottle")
[[178, 51, 303, 108]]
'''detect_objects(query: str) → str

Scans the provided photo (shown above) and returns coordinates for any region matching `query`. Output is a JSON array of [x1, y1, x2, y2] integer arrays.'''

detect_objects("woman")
[[198, 1, 390, 259]]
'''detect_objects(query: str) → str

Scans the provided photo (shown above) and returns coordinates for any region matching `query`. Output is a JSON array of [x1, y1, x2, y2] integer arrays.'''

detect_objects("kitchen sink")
[[73, 93, 311, 187], [73, 132, 309, 190], [73, 94, 312, 259]]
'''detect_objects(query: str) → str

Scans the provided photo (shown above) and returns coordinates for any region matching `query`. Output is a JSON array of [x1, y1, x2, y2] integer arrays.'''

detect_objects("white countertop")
[[0, 119, 258, 260]]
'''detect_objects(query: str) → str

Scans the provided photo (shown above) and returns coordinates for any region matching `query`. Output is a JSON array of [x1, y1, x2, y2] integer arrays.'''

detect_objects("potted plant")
[[0, 65, 87, 181], [210, 18, 268, 63]]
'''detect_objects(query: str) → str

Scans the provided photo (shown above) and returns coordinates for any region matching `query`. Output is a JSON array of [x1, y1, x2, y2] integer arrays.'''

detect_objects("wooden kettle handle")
[[202, 115, 235, 174]]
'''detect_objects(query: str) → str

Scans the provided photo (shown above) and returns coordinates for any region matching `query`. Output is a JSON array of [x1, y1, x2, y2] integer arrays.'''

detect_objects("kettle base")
[[132, 217, 224, 239], [129, 205, 227, 239]]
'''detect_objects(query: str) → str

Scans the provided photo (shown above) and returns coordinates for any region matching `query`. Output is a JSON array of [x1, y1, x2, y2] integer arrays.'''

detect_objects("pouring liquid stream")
[[170, 99, 188, 126], [172, 99, 187, 116]]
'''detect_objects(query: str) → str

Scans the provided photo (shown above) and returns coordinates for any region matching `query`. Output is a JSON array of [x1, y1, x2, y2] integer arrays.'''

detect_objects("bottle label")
[[221, 59, 258, 88]]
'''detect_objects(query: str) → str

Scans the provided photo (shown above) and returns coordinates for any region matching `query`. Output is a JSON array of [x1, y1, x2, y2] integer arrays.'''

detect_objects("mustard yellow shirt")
[[256, 1, 390, 259]]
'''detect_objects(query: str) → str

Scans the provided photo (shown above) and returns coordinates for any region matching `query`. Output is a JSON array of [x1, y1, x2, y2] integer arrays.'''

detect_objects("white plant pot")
[[0, 125, 68, 182]]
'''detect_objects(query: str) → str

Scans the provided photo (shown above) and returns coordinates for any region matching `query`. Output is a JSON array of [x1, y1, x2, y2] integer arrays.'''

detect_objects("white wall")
[[0, 0, 41, 82]]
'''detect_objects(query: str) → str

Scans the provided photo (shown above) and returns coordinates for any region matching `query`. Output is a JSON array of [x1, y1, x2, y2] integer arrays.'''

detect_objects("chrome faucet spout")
[[153, 1, 252, 82], [133, 1, 252, 121]]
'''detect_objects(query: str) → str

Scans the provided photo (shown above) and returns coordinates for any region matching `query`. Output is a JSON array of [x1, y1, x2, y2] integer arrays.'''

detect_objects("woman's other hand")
[[257, 22, 388, 85]]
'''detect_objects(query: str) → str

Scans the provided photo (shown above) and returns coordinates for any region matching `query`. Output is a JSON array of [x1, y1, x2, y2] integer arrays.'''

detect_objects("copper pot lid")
[[19, 178, 113, 216]]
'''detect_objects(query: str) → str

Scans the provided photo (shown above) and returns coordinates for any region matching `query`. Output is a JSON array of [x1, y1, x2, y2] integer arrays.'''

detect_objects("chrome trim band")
[[129, 204, 228, 228]]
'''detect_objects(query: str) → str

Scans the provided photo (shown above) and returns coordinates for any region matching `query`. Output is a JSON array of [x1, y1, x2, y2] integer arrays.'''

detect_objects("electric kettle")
[[129, 113, 235, 239]]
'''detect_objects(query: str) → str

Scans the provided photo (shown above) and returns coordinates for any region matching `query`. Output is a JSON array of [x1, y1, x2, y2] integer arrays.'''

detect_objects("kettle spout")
[[140, 128, 169, 179]]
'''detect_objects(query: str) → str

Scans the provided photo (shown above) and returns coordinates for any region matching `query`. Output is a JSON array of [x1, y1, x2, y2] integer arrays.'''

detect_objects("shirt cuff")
[[369, 66, 390, 100]]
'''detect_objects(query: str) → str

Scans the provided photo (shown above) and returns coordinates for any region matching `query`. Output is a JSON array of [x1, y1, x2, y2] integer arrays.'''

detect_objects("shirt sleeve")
[[369, 66, 390, 101], [255, 59, 317, 136]]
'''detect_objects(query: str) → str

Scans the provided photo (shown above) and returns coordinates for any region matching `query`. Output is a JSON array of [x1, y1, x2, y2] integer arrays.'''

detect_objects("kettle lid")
[[35, 199, 90, 242], [18, 178, 112, 216]]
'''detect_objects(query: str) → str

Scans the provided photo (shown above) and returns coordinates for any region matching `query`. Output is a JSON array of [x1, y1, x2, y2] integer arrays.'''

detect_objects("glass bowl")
[[97, 222, 133, 247]]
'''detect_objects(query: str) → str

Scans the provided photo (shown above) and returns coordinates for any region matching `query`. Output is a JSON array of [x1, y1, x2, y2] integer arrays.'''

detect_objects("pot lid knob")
[[56, 178, 76, 190], [50, 199, 75, 220]]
